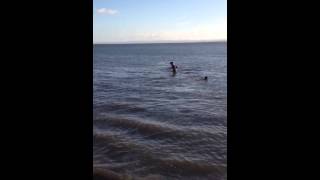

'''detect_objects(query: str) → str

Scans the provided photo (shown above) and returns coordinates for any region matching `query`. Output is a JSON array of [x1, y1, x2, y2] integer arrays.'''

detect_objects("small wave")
[[94, 167, 168, 180], [94, 116, 175, 137], [96, 102, 147, 113], [93, 168, 123, 180], [93, 160, 226, 180], [94, 115, 226, 140], [157, 159, 226, 176]]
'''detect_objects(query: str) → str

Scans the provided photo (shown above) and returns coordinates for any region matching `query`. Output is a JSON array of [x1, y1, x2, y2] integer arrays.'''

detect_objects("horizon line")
[[93, 39, 227, 45]]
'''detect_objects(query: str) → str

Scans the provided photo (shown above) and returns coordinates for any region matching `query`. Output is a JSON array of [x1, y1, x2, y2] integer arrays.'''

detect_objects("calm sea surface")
[[93, 42, 227, 180]]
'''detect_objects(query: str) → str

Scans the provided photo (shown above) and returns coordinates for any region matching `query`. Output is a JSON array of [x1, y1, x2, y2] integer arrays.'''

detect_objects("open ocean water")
[[93, 42, 227, 180]]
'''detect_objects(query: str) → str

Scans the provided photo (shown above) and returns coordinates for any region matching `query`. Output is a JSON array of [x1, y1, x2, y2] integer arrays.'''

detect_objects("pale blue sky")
[[93, 0, 227, 43]]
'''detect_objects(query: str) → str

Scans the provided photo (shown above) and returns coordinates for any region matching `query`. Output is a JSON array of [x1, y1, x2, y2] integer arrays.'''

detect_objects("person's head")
[[204, 76, 208, 80], [170, 62, 174, 65]]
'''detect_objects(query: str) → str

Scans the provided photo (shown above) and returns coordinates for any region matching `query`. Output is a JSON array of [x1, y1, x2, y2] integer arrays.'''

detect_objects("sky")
[[93, 0, 227, 43]]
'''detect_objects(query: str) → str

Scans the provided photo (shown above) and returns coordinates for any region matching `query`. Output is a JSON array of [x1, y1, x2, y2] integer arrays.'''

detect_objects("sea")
[[93, 42, 227, 180]]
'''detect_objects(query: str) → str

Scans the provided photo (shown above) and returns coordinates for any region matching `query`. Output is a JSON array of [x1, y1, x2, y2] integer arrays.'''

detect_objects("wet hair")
[[204, 76, 208, 80], [170, 62, 174, 64]]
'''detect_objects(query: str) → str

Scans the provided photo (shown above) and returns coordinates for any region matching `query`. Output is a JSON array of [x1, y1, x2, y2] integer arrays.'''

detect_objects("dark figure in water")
[[204, 76, 208, 80], [170, 62, 177, 73]]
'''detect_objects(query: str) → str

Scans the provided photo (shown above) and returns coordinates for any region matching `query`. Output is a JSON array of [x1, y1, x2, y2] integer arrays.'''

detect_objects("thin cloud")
[[96, 8, 119, 15]]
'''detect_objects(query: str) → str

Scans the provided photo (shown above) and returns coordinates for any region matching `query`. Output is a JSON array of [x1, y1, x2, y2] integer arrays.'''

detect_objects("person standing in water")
[[170, 62, 178, 73]]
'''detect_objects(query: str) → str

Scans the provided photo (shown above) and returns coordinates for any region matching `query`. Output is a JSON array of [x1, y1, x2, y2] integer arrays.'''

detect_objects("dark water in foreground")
[[93, 42, 227, 180]]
